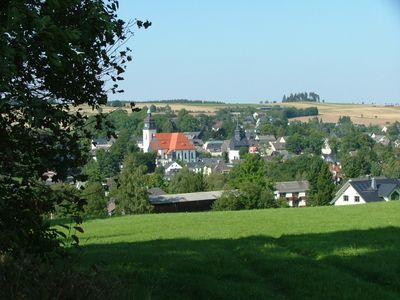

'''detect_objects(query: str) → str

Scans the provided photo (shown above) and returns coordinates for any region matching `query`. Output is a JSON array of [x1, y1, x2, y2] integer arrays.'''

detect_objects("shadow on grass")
[[80, 227, 400, 299]]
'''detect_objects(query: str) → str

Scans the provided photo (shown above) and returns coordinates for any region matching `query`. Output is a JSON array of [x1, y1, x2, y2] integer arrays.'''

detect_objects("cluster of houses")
[[90, 109, 399, 214]]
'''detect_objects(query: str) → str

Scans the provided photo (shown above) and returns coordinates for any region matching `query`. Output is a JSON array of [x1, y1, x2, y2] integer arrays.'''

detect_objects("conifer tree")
[[313, 164, 335, 206]]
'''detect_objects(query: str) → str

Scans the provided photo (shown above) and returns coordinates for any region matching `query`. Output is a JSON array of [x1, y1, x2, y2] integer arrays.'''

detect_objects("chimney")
[[371, 177, 377, 190]]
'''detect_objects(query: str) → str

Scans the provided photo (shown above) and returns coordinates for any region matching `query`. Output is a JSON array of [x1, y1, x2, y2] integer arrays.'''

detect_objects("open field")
[[279, 102, 400, 126], [74, 201, 400, 299], [73, 101, 400, 126]]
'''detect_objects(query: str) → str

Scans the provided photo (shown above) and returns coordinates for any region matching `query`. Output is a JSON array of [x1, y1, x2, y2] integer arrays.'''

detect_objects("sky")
[[111, 0, 400, 104]]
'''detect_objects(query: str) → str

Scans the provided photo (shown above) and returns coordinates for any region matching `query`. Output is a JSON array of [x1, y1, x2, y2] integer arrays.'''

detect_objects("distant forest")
[[108, 99, 225, 107], [282, 92, 321, 102]]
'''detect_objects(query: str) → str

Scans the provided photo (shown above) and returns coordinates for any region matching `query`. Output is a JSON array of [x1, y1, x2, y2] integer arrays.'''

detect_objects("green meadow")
[[76, 202, 400, 299]]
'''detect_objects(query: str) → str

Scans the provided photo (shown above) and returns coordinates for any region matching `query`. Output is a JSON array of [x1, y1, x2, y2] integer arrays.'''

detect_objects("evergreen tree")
[[81, 182, 107, 217], [110, 165, 153, 215], [312, 164, 335, 206]]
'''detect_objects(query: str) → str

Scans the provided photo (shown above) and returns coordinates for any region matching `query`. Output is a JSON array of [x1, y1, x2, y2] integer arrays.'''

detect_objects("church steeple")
[[143, 108, 156, 130], [143, 108, 157, 153], [234, 124, 241, 141]]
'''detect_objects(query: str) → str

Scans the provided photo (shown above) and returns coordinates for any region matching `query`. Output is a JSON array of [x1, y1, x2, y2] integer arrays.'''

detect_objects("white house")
[[164, 161, 183, 174], [330, 176, 400, 206]]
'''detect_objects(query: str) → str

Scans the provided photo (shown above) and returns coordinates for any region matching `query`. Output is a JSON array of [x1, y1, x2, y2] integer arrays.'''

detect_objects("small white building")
[[321, 139, 332, 155], [330, 176, 400, 206]]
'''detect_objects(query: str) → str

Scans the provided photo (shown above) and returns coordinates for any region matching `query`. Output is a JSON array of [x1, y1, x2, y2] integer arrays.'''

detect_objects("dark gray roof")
[[184, 132, 202, 139], [201, 157, 221, 168], [275, 181, 309, 193], [229, 136, 249, 150], [149, 191, 223, 204], [205, 140, 224, 151], [92, 138, 112, 145], [349, 177, 400, 202], [257, 135, 276, 142], [270, 141, 286, 150], [187, 161, 205, 170]]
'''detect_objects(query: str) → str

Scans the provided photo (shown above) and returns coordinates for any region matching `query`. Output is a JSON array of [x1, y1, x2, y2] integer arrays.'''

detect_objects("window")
[[390, 191, 400, 201], [354, 196, 360, 202], [343, 195, 349, 201]]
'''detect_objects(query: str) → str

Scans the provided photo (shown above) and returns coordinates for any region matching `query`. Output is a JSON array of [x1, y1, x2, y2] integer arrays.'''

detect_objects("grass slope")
[[78, 202, 400, 299]]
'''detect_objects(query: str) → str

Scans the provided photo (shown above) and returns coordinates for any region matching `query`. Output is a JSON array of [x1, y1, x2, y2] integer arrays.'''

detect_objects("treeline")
[[283, 92, 320, 102], [282, 107, 319, 118]]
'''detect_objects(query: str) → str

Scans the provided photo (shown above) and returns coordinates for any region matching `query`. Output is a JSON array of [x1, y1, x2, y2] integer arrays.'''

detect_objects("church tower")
[[143, 108, 156, 153]]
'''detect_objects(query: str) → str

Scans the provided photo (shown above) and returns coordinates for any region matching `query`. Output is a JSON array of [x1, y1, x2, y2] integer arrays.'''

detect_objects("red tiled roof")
[[150, 133, 195, 151]]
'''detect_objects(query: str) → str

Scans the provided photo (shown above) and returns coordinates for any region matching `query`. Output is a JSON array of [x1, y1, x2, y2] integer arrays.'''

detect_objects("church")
[[142, 109, 197, 165]]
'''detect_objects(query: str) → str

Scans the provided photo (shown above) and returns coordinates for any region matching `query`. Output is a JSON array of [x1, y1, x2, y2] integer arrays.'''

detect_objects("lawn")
[[76, 202, 400, 299]]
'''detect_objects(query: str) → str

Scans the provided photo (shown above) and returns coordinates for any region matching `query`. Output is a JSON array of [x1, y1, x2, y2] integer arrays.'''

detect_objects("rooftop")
[[149, 191, 223, 204]]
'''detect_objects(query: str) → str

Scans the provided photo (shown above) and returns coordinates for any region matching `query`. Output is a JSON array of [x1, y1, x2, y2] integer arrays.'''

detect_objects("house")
[[184, 132, 204, 148], [370, 133, 390, 146], [187, 161, 207, 174], [164, 161, 183, 174], [213, 160, 231, 174], [212, 120, 224, 132], [269, 141, 286, 152], [91, 137, 115, 151], [330, 176, 400, 206], [274, 180, 309, 207], [91, 137, 115, 158], [277, 136, 289, 144], [255, 134, 276, 143], [394, 139, 400, 148], [149, 190, 223, 213], [203, 140, 224, 157], [243, 115, 255, 126], [142, 109, 197, 164], [202, 158, 224, 175]]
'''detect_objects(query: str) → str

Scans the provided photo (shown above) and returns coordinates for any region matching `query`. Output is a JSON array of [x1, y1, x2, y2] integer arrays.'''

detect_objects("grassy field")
[[75, 201, 400, 299]]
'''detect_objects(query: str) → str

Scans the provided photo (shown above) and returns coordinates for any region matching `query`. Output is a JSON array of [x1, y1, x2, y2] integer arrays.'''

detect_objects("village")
[[81, 103, 400, 215]]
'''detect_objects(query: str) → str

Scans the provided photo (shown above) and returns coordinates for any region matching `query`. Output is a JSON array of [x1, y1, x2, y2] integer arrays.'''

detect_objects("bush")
[[0, 253, 115, 299]]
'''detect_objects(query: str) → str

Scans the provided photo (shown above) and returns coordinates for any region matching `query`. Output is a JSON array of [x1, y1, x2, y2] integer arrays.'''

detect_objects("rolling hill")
[[75, 201, 400, 299]]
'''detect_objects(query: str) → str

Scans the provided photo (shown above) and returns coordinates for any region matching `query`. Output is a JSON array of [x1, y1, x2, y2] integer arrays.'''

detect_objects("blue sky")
[[111, 0, 400, 103]]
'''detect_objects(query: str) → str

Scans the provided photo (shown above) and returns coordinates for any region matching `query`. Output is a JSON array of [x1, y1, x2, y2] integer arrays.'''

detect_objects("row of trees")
[[283, 92, 321, 102]]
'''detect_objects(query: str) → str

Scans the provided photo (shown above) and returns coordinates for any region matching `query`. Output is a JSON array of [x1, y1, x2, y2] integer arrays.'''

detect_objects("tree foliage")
[[167, 167, 205, 193], [213, 154, 276, 211], [0, 0, 150, 256], [110, 164, 153, 215]]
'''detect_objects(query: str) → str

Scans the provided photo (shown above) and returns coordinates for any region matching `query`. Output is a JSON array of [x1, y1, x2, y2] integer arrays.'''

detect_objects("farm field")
[[74, 101, 400, 126], [281, 102, 400, 126], [75, 201, 400, 299]]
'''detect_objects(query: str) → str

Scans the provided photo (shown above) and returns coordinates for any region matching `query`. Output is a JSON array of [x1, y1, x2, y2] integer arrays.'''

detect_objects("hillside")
[[76, 202, 400, 299]]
